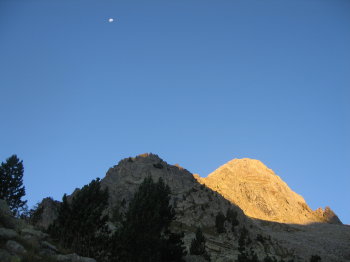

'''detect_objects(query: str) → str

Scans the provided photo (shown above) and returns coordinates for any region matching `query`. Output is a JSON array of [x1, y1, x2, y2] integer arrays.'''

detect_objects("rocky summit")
[[195, 158, 342, 225]]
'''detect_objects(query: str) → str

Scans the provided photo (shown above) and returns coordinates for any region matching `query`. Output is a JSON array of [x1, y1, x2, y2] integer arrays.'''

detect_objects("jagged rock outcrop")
[[33, 197, 60, 230], [315, 206, 342, 224], [196, 158, 342, 225]]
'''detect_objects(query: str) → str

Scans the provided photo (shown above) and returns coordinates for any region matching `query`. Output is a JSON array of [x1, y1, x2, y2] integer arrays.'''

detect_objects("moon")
[[108, 18, 114, 23]]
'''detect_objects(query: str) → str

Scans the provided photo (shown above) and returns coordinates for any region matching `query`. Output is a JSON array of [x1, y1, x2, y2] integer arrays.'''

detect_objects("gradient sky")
[[1, 0, 349, 224]]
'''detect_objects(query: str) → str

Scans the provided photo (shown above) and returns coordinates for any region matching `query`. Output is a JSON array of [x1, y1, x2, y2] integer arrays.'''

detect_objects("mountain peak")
[[102, 153, 195, 205], [223, 158, 275, 175], [197, 157, 341, 225], [116, 153, 163, 165]]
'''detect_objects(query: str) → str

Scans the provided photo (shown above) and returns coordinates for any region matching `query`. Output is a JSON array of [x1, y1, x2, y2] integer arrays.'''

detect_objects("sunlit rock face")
[[196, 158, 342, 225]]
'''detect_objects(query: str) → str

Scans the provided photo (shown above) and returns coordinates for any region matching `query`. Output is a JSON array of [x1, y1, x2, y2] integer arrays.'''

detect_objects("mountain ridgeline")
[[33, 154, 349, 262]]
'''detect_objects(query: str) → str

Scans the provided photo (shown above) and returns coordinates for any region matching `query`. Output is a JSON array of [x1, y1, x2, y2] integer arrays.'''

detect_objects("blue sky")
[[1, 0, 349, 223]]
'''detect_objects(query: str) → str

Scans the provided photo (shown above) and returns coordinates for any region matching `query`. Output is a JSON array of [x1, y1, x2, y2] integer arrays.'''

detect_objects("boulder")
[[21, 227, 48, 240], [55, 253, 96, 262], [185, 255, 208, 262], [39, 248, 57, 256], [0, 200, 16, 229], [22, 234, 40, 250], [0, 248, 12, 262], [41, 240, 58, 252], [0, 227, 18, 240], [5, 240, 26, 255]]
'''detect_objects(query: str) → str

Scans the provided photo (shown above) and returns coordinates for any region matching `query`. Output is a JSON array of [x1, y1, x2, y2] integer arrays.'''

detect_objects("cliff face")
[[196, 158, 341, 225]]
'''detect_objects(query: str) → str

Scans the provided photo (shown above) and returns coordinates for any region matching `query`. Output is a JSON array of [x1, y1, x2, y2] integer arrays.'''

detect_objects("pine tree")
[[49, 178, 109, 261], [215, 211, 226, 233], [112, 176, 186, 262], [238, 226, 261, 262], [226, 208, 239, 231], [49, 194, 73, 248], [0, 155, 27, 215], [236, 226, 260, 262], [310, 255, 321, 262], [237, 226, 249, 262], [160, 231, 187, 262], [263, 256, 275, 262], [190, 227, 210, 261]]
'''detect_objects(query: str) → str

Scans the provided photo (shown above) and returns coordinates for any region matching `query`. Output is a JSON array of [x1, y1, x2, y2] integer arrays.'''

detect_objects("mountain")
[[101, 153, 196, 205], [34, 153, 350, 262], [100, 153, 249, 241], [195, 158, 342, 225], [98, 154, 349, 261]]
